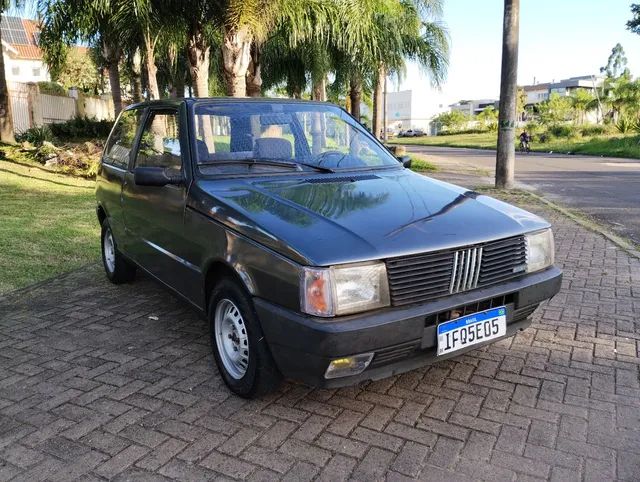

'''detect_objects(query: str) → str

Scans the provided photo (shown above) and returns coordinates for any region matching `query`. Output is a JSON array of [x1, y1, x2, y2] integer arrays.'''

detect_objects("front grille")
[[479, 236, 527, 285], [386, 235, 527, 307]]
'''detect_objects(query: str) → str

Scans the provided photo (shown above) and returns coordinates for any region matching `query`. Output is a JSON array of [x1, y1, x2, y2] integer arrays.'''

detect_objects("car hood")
[[192, 169, 549, 266]]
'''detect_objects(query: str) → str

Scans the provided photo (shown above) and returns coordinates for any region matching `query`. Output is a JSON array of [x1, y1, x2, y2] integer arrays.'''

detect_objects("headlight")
[[301, 262, 390, 317], [525, 229, 554, 273]]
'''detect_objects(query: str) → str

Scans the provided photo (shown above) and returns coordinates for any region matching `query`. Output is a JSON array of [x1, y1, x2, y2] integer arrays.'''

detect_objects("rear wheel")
[[209, 279, 281, 398], [101, 220, 136, 284]]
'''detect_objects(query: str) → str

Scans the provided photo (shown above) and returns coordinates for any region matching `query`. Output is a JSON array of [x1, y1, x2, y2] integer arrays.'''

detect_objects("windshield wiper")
[[198, 158, 335, 173], [296, 161, 335, 173]]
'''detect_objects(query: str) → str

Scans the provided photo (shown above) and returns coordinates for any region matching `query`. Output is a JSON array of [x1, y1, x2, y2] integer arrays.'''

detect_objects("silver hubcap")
[[103, 229, 116, 273], [214, 299, 249, 379]]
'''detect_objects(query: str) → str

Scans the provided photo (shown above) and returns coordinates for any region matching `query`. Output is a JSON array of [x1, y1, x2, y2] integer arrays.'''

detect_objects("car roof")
[[124, 97, 333, 111]]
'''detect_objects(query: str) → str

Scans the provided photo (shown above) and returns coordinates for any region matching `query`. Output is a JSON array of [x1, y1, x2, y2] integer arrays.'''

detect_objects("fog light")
[[324, 353, 374, 379]]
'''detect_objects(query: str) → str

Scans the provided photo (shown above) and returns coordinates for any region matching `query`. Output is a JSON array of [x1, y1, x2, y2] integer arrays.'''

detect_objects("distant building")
[[1, 16, 51, 83], [449, 99, 499, 116], [1, 15, 91, 86], [385, 89, 447, 134], [522, 75, 604, 108]]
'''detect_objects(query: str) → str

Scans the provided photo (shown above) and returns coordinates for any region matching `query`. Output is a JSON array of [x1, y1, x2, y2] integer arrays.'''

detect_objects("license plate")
[[437, 306, 507, 356]]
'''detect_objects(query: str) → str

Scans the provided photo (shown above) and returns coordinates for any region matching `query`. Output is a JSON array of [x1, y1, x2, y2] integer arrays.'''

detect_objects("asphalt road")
[[405, 145, 640, 246]]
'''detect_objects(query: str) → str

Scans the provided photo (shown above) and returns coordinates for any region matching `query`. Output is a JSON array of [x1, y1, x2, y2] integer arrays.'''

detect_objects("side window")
[[136, 111, 182, 170], [104, 109, 142, 169]]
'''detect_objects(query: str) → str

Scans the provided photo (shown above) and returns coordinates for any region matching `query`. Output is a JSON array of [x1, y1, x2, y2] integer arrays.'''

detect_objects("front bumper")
[[255, 266, 562, 388]]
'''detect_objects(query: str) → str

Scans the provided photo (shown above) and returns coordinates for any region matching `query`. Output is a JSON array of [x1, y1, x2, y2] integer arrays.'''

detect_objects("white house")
[[1, 16, 50, 84]]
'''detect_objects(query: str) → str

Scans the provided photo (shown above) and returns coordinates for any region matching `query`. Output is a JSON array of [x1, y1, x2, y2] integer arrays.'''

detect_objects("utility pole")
[[495, 0, 520, 189]]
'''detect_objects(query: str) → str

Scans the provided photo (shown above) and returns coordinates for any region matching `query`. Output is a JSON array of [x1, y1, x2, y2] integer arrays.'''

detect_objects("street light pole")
[[495, 0, 520, 189]]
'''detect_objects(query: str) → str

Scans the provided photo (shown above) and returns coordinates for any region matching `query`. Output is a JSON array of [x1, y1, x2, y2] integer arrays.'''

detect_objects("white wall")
[[4, 55, 49, 83], [386, 90, 448, 133]]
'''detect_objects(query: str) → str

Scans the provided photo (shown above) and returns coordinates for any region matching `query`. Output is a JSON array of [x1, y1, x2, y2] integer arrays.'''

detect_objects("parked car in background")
[[96, 98, 562, 398], [399, 128, 425, 137]]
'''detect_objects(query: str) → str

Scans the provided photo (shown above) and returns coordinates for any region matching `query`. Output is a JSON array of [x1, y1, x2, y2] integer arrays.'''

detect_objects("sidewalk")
[[0, 191, 639, 480]]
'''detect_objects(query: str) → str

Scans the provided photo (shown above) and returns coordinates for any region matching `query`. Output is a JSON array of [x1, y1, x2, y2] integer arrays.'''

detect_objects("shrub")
[[49, 116, 113, 141], [547, 124, 578, 138], [579, 125, 609, 137], [525, 121, 542, 134], [615, 116, 636, 134], [433, 110, 471, 133], [16, 125, 55, 146], [37, 81, 67, 96]]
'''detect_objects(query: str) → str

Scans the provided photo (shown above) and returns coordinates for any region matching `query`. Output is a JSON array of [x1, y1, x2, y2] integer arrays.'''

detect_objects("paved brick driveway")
[[0, 201, 639, 481]]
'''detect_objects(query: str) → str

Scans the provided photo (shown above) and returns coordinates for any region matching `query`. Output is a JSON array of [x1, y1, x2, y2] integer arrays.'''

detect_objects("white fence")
[[8, 82, 114, 134], [8, 82, 30, 133], [41, 92, 76, 124]]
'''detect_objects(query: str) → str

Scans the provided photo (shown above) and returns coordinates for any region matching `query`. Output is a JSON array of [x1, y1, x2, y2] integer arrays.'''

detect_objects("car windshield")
[[193, 102, 400, 175]]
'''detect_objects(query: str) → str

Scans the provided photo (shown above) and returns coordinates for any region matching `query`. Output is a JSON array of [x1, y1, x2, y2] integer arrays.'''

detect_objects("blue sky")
[[402, 0, 640, 104]]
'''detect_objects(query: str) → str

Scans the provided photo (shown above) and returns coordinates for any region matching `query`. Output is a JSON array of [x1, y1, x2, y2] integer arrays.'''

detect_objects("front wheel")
[[209, 279, 281, 398], [101, 220, 136, 284]]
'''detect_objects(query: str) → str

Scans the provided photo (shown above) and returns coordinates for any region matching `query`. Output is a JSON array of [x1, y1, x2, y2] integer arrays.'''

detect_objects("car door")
[[121, 107, 196, 297], [96, 108, 144, 246]]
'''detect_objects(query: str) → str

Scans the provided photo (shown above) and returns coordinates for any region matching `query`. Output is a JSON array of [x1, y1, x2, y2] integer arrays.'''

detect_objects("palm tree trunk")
[[312, 75, 326, 101], [349, 76, 362, 121], [186, 31, 211, 98], [495, 0, 520, 190], [131, 49, 143, 103], [246, 43, 262, 97], [0, 27, 15, 143], [373, 64, 385, 139], [104, 43, 123, 116], [144, 33, 160, 100], [222, 26, 252, 97]]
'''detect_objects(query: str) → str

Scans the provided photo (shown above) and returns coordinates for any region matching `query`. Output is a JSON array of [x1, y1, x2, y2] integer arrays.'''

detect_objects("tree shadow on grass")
[[0, 168, 93, 190]]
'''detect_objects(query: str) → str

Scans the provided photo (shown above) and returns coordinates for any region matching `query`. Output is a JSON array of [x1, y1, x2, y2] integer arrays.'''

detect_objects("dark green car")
[[96, 98, 561, 398]]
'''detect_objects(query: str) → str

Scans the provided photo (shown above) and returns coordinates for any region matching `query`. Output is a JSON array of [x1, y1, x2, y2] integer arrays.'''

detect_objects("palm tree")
[[371, 0, 449, 138], [39, 0, 126, 114], [218, 0, 336, 97], [113, 0, 164, 99], [570, 89, 595, 125]]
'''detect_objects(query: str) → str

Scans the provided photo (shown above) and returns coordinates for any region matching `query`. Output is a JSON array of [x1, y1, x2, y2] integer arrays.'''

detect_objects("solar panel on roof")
[[1, 15, 31, 45]]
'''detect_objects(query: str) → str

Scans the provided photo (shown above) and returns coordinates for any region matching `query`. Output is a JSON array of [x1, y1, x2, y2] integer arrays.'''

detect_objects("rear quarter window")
[[103, 109, 143, 169]]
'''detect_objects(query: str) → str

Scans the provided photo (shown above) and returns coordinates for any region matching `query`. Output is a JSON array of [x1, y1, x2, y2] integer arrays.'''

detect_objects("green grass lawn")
[[391, 132, 640, 159], [409, 154, 438, 171], [0, 145, 99, 294]]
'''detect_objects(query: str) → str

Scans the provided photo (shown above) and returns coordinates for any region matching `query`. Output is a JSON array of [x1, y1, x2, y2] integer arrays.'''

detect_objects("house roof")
[[1, 16, 42, 60], [1, 15, 88, 62]]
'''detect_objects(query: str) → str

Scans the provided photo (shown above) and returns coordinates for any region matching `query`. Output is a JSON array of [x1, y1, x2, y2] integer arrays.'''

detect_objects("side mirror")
[[134, 166, 182, 187], [398, 155, 412, 168]]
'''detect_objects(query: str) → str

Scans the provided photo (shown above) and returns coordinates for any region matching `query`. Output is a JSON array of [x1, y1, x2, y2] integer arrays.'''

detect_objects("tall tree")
[[166, 0, 219, 97], [495, 0, 519, 190], [220, 0, 336, 97], [0, 3, 17, 142], [39, 0, 125, 114], [114, 0, 163, 99], [371, 0, 449, 138], [627, 3, 640, 31], [570, 89, 595, 125], [600, 43, 629, 79]]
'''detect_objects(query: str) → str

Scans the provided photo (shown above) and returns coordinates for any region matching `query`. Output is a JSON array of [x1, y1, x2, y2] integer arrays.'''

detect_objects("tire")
[[209, 279, 282, 398], [101, 219, 136, 284]]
